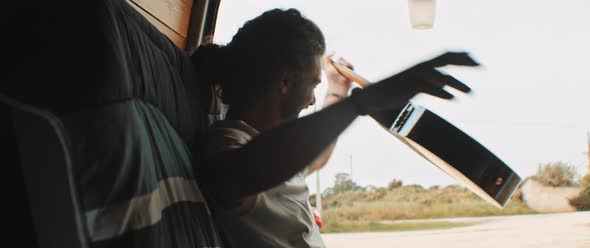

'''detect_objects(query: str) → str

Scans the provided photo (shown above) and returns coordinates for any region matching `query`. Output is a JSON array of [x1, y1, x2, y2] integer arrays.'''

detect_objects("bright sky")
[[213, 0, 590, 192]]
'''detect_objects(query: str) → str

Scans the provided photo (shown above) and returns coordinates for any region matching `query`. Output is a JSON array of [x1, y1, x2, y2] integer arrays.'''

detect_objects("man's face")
[[280, 55, 322, 120]]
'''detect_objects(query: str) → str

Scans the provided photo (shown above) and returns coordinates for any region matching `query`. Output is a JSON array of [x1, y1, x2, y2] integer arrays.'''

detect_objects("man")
[[203, 53, 350, 247], [196, 9, 352, 247], [192, 8, 478, 248]]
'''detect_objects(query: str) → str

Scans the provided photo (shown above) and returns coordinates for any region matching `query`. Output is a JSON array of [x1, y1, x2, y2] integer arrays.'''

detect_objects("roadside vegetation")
[[530, 161, 589, 211], [532, 161, 579, 187], [314, 160, 590, 233], [569, 172, 590, 211], [321, 220, 474, 233], [312, 173, 535, 233]]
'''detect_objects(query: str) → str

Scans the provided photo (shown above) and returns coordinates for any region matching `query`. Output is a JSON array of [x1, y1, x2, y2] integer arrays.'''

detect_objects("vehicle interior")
[[3, 0, 224, 247]]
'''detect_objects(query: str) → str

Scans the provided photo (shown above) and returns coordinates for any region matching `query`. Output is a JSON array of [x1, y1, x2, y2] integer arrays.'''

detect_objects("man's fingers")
[[442, 74, 472, 93], [427, 52, 480, 67], [426, 69, 472, 93], [322, 52, 336, 69], [420, 86, 454, 100], [337, 57, 354, 70]]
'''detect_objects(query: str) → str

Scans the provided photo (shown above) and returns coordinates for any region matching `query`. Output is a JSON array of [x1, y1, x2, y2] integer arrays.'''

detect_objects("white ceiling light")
[[408, 0, 436, 30]]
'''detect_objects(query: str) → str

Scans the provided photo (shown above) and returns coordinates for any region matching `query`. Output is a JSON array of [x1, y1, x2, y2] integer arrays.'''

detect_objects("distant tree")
[[322, 187, 334, 198], [428, 185, 440, 191], [387, 179, 403, 190], [331, 173, 364, 195], [532, 161, 578, 187]]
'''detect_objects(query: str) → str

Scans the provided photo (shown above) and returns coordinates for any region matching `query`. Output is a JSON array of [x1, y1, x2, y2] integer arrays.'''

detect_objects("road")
[[322, 212, 590, 248]]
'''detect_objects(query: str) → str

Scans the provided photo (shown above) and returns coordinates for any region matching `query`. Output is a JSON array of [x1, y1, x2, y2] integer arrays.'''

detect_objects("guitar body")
[[370, 103, 521, 207]]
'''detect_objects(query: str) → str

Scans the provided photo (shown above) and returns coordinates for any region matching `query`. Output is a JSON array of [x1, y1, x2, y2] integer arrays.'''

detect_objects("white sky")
[[213, 0, 590, 192]]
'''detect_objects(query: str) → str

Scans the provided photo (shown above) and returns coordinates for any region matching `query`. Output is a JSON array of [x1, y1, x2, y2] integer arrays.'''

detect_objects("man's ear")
[[279, 70, 291, 95]]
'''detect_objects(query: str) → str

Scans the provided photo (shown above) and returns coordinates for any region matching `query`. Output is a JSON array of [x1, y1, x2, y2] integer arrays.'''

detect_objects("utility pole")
[[587, 131, 590, 170], [313, 103, 322, 215], [349, 154, 353, 182], [315, 169, 322, 214]]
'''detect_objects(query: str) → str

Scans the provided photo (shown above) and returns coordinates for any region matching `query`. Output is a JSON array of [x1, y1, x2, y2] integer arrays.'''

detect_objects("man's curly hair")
[[194, 9, 325, 105]]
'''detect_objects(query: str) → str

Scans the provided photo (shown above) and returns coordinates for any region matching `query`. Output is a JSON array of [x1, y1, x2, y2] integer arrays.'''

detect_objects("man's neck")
[[225, 100, 281, 132]]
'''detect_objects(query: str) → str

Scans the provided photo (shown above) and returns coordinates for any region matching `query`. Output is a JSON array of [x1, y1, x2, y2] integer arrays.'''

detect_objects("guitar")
[[330, 59, 521, 208]]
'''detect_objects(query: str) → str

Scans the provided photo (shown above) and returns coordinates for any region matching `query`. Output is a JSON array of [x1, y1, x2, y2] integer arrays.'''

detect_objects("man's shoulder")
[[211, 120, 259, 136], [206, 120, 259, 155]]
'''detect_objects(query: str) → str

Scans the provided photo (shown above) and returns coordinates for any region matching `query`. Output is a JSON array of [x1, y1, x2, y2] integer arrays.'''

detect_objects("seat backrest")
[[2, 0, 224, 247], [1, 95, 89, 248]]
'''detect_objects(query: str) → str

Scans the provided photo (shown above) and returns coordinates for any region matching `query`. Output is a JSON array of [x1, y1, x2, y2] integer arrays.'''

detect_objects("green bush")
[[532, 161, 578, 187], [581, 173, 590, 188], [569, 187, 590, 211], [569, 172, 590, 211]]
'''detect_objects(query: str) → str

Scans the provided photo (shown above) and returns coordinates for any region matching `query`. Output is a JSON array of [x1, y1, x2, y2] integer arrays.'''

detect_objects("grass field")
[[322, 220, 475, 233], [316, 184, 536, 233]]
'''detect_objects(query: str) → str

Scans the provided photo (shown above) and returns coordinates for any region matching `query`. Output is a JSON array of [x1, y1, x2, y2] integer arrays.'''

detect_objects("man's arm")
[[306, 142, 335, 176], [200, 98, 359, 201], [199, 52, 480, 202]]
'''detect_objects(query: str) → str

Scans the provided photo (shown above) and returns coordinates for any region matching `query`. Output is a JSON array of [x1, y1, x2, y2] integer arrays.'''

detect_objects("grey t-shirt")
[[206, 120, 325, 248]]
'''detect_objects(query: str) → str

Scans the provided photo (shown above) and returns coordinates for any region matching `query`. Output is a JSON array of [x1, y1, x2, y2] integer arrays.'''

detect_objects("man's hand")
[[356, 51, 480, 114], [306, 54, 356, 176], [322, 53, 354, 107]]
